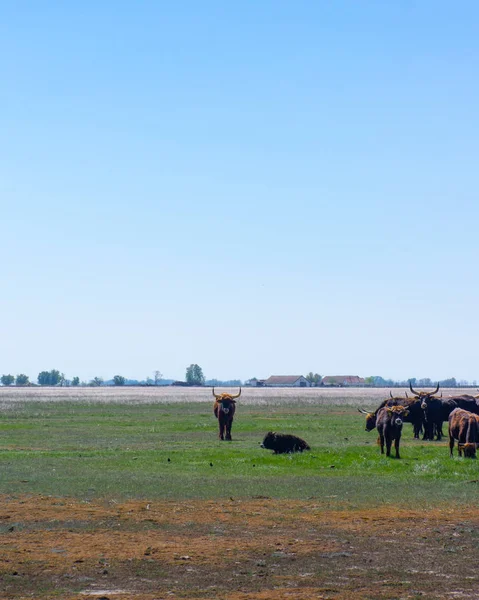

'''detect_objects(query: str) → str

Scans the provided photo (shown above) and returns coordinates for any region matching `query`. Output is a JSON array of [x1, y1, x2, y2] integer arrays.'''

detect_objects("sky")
[[1, 1, 478, 383]]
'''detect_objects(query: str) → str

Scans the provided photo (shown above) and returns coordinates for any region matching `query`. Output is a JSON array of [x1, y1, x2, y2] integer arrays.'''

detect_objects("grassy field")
[[0, 388, 477, 504], [1, 387, 479, 599]]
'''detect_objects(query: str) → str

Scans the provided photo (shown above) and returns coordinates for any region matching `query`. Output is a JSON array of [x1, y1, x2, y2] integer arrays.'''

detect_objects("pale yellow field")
[[0, 385, 472, 407]]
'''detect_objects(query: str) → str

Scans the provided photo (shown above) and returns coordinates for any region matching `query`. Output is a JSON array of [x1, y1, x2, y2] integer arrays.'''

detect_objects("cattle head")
[[458, 442, 477, 458], [358, 407, 377, 431], [260, 431, 277, 450], [212, 387, 241, 414], [386, 405, 409, 427], [409, 382, 440, 409]]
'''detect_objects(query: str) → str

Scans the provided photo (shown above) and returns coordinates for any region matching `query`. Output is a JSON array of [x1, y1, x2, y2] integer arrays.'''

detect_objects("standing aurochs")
[[212, 387, 241, 441], [448, 407, 479, 458], [375, 405, 409, 458], [408, 382, 442, 440], [358, 393, 424, 439]]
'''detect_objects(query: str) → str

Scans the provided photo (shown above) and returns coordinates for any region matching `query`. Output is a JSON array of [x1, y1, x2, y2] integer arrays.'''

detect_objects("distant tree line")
[[1, 374, 27, 386], [363, 376, 467, 387], [0, 368, 181, 387], [206, 379, 242, 386], [0, 364, 244, 388], [1, 367, 474, 388]]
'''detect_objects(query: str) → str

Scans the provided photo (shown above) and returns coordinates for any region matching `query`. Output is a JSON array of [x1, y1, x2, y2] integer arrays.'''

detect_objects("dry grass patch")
[[0, 386, 474, 406]]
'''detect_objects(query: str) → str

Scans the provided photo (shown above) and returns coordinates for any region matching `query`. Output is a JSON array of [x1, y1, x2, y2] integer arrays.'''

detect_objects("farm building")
[[322, 375, 365, 387], [264, 375, 311, 388], [244, 378, 266, 387]]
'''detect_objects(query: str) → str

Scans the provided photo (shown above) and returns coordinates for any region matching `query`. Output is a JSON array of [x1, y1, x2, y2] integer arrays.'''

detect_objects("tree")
[[37, 370, 61, 386], [71, 377, 80, 386], [154, 370, 163, 386], [90, 377, 103, 387], [50, 369, 61, 385], [16, 374, 29, 386], [1, 374, 14, 386], [185, 364, 205, 386], [37, 371, 49, 385], [113, 375, 126, 386], [305, 372, 322, 386]]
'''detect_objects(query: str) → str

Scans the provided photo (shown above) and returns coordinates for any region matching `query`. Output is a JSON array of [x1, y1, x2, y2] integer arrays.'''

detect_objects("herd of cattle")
[[212, 384, 479, 459], [358, 383, 479, 458]]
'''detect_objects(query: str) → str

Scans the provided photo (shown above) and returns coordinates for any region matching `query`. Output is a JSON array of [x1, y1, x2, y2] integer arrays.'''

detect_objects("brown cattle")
[[448, 407, 479, 458], [358, 393, 423, 438], [213, 388, 241, 441], [376, 405, 409, 458]]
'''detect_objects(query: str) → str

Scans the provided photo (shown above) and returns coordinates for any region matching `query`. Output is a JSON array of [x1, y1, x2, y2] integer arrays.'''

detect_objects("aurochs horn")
[[212, 387, 241, 400], [409, 381, 440, 396]]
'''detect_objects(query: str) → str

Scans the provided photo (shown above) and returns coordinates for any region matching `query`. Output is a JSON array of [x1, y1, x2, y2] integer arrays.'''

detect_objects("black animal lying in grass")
[[260, 431, 310, 454]]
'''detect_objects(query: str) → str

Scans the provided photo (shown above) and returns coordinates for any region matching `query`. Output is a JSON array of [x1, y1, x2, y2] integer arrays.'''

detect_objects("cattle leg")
[[225, 419, 233, 441], [385, 439, 392, 457], [394, 438, 401, 459], [379, 433, 385, 454], [449, 435, 454, 457], [435, 422, 443, 441], [423, 422, 434, 441], [218, 419, 225, 440]]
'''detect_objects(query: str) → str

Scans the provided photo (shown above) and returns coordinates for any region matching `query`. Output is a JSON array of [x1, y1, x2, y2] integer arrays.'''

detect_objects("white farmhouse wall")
[[293, 377, 311, 387], [268, 377, 311, 388]]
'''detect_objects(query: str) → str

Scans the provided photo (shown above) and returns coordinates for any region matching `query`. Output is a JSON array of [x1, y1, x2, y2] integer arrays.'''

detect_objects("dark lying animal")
[[448, 407, 479, 458], [376, 405, 409, 458], [358, 393, 424, 439], [213, 387, 241, 441], [261, 432, 310, 454]]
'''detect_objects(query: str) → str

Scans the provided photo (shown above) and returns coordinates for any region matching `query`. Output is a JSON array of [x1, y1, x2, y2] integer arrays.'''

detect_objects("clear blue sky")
[[1, 1, 478, 383]]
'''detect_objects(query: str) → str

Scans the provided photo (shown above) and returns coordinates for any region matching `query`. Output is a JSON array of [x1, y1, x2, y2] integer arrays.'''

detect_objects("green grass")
[[0, 401, 477, 506]]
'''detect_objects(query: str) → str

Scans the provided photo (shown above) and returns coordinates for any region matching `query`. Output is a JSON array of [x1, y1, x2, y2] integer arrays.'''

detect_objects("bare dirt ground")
[[2, 495, 479, 599]]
